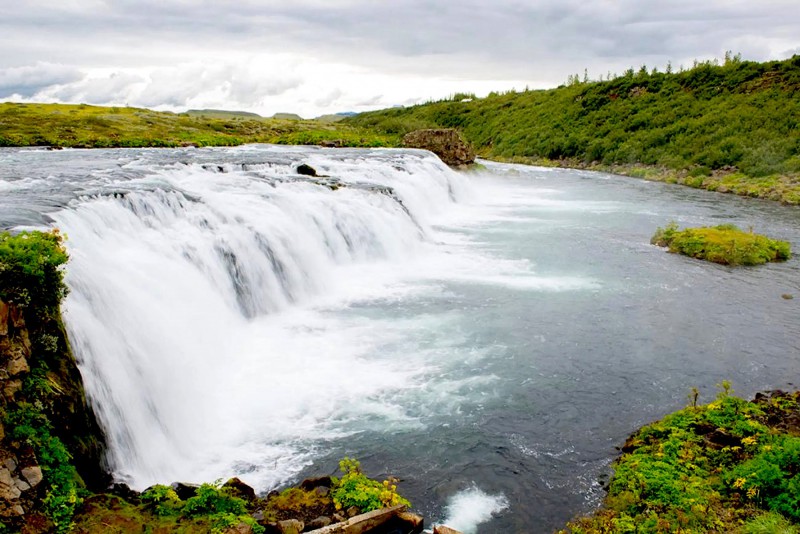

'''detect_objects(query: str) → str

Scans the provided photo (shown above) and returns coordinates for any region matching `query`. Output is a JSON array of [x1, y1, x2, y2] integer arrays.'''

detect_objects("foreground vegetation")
[[0, 102, 392, 149], [651, 223, 792, 265], [73, 457, 410, 533], [349, 54, 800, 204], [561, 384, 800, 533]]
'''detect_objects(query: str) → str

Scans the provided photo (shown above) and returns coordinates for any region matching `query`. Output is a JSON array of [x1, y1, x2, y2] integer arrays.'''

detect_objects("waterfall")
[[50, 147, 473, 490]]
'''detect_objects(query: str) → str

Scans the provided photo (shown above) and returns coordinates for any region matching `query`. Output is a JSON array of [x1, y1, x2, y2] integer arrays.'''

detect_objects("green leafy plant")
[[332, 457, 410, 514], [560, 387, 800, 533], [0, 230, 69, 309]]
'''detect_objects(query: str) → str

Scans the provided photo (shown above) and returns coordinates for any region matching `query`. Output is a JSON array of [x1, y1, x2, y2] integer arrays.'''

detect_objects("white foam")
[[436, 486, 509, 534]]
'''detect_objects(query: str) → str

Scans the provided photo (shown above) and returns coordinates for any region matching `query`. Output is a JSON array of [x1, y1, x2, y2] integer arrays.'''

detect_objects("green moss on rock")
[[651, 223, 791, 265]]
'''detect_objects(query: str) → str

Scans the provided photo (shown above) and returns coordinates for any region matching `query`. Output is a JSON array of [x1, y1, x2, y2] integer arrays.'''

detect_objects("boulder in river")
[[402, 129, 475, 167]]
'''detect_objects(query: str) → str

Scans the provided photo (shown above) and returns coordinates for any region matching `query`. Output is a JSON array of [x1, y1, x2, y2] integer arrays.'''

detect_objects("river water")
[[1, 145, 798, 533]]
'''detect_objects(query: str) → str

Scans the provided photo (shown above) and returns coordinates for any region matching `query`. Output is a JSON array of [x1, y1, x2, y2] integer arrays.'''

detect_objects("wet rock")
[[433, 526, 463, 534], [7, 355, 29, 377], [21, 466, 43, 488], [299, 476, 333, 492], [398, 511, 424, 532], [311, 505, 408, 533], [296, 164, 318, 177], [224, 477, 257, 502], [278, 519, 304, 534], [402, 129, 475, 167], [305, 515, 332, 530], [224, 522, 255, 533], [3, 458, 16, 473], [3, 379, 22, 400], [9, 305, 24, 329], [782, 293, 794, 300], [0, 468, 22, 500], [170, 481, 200, 500], [313, 486, 329, 498], [0, 301, 8, 336], [109, 482, 140, 502]]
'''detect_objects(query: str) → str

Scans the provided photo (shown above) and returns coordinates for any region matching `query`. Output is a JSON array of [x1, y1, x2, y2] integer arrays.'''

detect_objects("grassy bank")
[[349, 55, 800, 204], [0, 102, 394, 149], [560, 385, 800, 533]]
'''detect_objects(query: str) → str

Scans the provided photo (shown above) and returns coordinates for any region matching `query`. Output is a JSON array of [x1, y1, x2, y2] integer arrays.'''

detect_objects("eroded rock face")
[[0, 298, 109, 529], [402, 129, 475, 167]]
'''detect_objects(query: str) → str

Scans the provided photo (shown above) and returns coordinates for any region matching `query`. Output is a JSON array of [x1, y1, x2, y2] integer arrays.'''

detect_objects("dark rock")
[[313, 486, 329, 498], [20, 466, 43, 488], [109, 482, 140, 502], [0, 301, 8, 336], [296, 164, 318, 177], [277, 519, 304, 534], [346, 506, 360, 518], [402, 129, 475, 167], [304, 515, 332, 530], [398, 511, 424, 532], [299, 476, 333, 492], [223, 477, 257, 502], [9, 305, 24, 329], [782, 293, 794, 300], [170, 481, 200, 500]]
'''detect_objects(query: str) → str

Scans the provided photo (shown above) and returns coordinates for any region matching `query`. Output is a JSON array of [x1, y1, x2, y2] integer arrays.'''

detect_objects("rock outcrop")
[[0, 296, 109, 529], [402, 129, 475, 167]]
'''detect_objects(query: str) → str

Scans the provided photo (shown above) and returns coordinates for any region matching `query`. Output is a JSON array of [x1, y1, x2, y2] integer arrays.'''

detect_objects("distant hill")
[[314, 112, 359, 124], [349, 55, 800, 203], [184, 109, 262, 119], [0, 102, 393, 149], [271, 113, 303, 120]]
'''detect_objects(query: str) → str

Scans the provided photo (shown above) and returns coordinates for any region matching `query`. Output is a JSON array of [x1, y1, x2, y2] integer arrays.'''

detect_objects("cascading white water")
[[53, 147, 486, 489]]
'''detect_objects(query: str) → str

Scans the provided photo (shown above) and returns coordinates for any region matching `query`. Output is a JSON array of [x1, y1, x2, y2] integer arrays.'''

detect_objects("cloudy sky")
[[1, 0, 799, 118]]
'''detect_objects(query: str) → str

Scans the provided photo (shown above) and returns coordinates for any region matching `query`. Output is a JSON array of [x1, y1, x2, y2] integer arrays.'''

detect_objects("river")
[[1, 145, 798, 532]]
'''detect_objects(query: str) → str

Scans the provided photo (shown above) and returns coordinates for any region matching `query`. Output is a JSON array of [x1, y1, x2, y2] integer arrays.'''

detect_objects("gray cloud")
[[1, 0, 798, 115], [0, 62, 83, 97]]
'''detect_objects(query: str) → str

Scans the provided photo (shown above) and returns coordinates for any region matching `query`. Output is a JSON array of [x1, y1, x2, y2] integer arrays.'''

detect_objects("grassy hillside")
[[349, 55, 800, 203], [0, 102, 392, 148]]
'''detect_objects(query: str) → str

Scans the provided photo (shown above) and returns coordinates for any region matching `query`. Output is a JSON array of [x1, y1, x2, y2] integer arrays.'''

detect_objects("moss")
[[651, 223, 791, 266], [559, 387, 800, 533]]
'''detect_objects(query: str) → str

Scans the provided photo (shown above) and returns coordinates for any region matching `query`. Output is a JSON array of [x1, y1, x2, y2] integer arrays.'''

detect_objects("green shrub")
[[6, 404, 82, 533], [651, 223, 791, 265], [725, 436, 800, 521], [332, 457, 410, 513], [0, 230, 69, 309]]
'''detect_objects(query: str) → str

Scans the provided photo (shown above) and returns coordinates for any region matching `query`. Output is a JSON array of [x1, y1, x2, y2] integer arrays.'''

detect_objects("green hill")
[[184, 109, 263, 119], [349, 55, 800, 203], [0, 102, 391, 148]]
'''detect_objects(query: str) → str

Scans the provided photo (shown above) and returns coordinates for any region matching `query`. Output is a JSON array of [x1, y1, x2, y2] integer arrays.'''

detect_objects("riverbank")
[[482, 155, 800, 205], [560, 386, 800, 533]]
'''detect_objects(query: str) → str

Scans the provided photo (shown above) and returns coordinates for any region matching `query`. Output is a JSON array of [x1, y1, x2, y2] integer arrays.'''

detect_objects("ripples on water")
[[1, 146, 798, 532]]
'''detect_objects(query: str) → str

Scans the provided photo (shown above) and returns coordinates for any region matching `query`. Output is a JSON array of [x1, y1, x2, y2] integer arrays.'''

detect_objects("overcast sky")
[[1, 0, 799, 118]]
